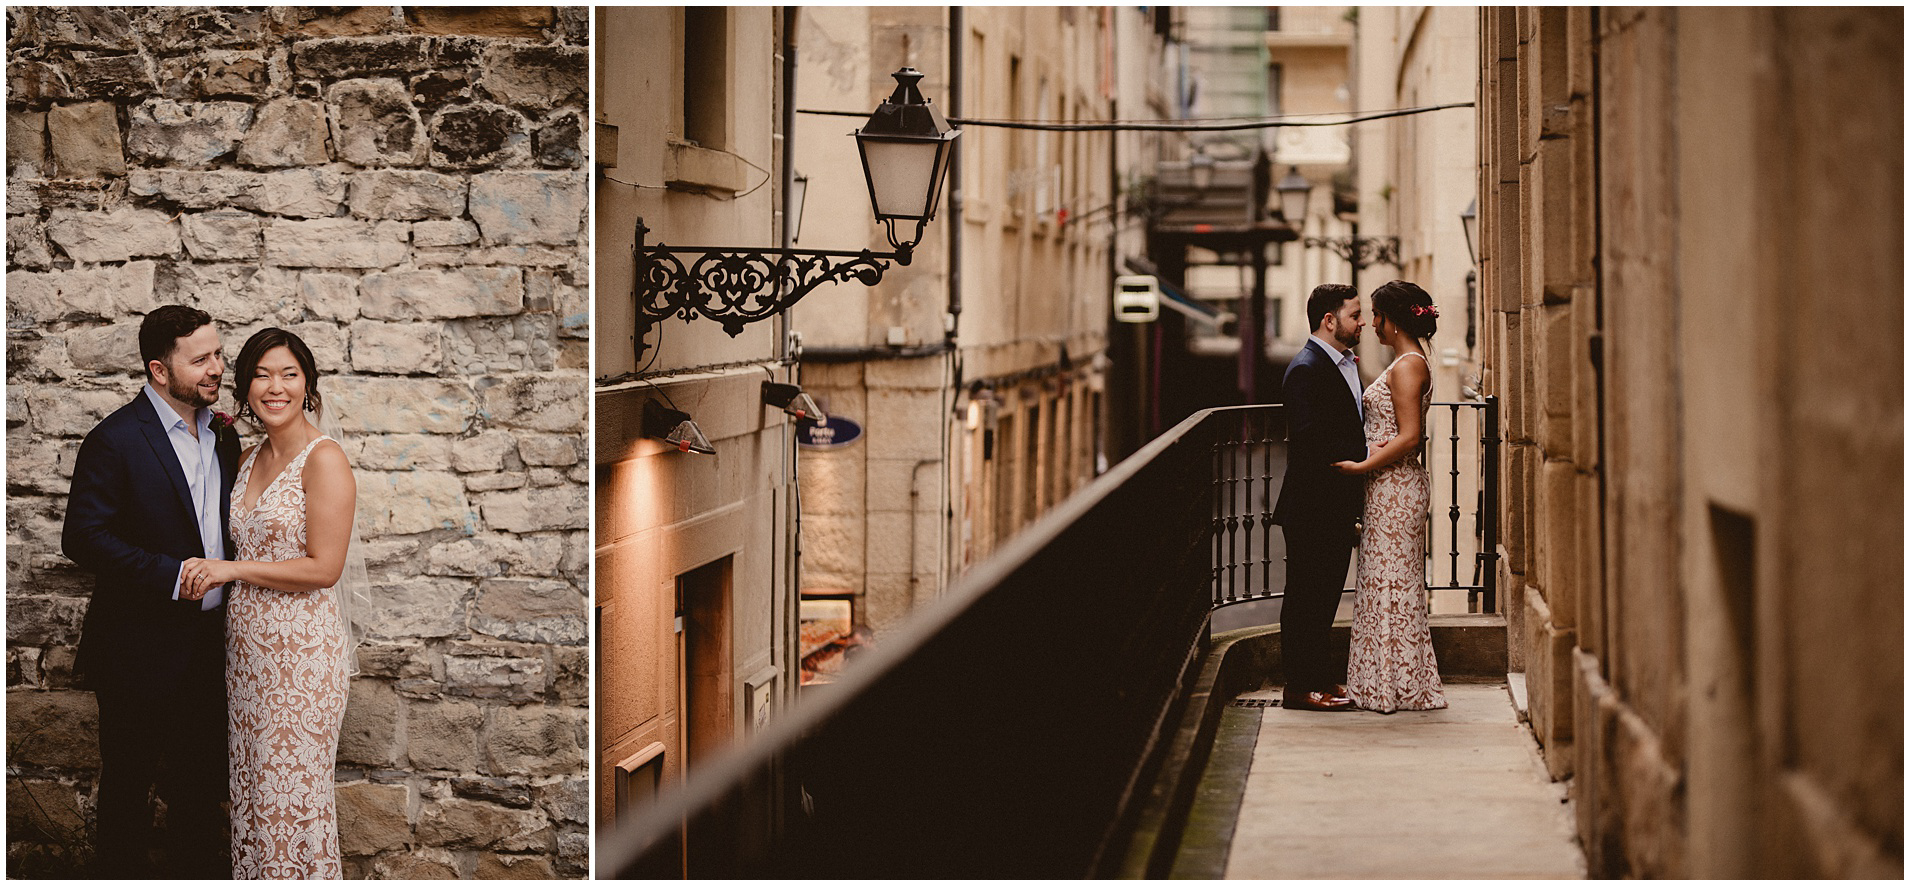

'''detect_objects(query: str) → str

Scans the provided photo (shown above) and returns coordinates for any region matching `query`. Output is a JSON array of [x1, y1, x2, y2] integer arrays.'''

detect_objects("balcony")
[[601, 401, 1577, 878]]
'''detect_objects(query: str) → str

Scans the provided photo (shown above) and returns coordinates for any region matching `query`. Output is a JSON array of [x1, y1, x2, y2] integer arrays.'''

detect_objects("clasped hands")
[[1332, 440, 1386, 476], [180, 557, 239, 600]]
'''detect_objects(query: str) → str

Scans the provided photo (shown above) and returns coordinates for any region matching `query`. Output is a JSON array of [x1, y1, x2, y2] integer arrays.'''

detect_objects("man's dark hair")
[[1306, 283, 1357, 332], [138, 305, 214, 378]]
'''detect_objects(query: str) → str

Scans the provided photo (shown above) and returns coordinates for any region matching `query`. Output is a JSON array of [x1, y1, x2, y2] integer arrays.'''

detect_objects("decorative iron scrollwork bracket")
[[634, 218, 911, 359], [1303, 234, 1401, 272]]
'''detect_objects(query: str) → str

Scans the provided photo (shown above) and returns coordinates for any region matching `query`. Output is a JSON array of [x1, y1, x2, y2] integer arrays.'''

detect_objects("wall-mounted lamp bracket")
[[1302, 234, 1402, 272]]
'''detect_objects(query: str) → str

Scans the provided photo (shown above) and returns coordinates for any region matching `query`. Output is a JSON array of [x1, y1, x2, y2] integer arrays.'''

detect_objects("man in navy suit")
[[63, 305, 239, 877], [1271, 283, 1367, 712]]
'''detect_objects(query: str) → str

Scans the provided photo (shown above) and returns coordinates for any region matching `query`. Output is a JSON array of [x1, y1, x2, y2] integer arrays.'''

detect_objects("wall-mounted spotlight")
[[644, 401, 714, 454], [762, 382, 827, 425]]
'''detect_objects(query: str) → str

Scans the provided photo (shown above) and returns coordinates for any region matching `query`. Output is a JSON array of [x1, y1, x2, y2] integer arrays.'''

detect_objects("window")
[[682, 8, 728, 149]]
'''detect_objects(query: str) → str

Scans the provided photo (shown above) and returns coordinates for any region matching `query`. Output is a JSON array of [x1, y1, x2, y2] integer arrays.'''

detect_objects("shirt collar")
[[143, 382, 209, 432], [1309, 334, 1353, 364]]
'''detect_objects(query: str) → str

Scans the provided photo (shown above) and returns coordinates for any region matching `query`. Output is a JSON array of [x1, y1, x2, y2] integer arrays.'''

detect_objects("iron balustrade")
[[1210, 398, 1500, 613], [603, 399, 1500, 877]]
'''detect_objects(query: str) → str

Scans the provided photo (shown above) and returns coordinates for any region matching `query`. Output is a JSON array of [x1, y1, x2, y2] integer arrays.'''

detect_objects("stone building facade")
[[1478, 7, 1900, 877], [593, 5, 802, 850], [794, 6, 1134, 633], [5, 7, 589, 878]]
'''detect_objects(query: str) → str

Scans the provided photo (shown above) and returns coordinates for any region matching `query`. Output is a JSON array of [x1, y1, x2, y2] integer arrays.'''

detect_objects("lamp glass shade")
[[1276, 167, 1311, 225], [1460, 197, 1478, 264], [858, 136, 951, 221], [663, 420, 714, 454]]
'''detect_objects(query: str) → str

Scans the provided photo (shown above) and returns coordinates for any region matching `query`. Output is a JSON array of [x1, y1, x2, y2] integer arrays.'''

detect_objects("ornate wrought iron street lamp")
[[635, 68, 960, 349]]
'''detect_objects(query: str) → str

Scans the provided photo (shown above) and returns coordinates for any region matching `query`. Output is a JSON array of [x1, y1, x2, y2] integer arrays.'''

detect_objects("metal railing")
[[1210, 397, 1500, 613]]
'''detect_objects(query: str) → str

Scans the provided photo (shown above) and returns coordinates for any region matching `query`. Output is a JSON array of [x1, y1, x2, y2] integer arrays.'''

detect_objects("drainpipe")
[[780, 5, 802, 711], [947, 5, 964, 342]]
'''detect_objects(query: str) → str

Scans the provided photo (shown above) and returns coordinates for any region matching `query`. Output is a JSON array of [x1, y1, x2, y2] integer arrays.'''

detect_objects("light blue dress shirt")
[[143, 384, 226, 610], [1309, 334, 1364, 423]]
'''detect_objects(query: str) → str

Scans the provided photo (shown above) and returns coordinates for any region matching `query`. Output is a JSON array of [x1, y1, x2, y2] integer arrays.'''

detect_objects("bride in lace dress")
[[181, 328, 356, 878], [1332, 281, 1448, 713]]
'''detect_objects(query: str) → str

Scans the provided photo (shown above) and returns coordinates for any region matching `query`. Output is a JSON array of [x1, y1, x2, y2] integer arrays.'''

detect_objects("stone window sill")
[[665, 140, 747, 194]]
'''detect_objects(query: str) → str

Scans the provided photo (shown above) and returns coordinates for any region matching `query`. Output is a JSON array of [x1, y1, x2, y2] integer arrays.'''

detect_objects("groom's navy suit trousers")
[[63, 392, 238, 878], [1272, 339, 1368, 694]]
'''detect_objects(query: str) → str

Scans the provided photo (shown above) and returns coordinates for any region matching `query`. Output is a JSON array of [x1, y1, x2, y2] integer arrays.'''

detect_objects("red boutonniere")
[[211, 411, 235, 431]]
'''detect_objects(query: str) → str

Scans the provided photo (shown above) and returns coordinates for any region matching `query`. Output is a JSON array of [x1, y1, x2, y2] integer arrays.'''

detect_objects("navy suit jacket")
[[1272, 338, 1369, 534], [62, 392, 240, 694]]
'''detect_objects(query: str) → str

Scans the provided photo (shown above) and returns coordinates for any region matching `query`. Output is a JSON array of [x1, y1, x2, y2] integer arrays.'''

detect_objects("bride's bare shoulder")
[[301, 437, 355, 481]]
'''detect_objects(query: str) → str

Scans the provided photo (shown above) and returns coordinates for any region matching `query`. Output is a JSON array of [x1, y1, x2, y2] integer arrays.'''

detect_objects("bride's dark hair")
[[1370, 280, 1438, 340], [234, 327, 323, 421]]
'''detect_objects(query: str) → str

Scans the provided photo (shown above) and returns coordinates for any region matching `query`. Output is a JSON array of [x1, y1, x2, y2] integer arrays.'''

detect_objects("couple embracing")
[[1274, 281, 1448, 714], [62, 305, 361, 878]]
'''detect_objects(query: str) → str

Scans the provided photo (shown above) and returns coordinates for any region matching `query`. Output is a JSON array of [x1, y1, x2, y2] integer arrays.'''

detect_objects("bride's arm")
[[1334, 358, 1430, 474], [183, 440, 356, 595]]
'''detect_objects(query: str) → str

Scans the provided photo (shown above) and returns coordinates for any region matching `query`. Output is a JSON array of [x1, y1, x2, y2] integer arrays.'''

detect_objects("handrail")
[[603, 405, 1236, 877]]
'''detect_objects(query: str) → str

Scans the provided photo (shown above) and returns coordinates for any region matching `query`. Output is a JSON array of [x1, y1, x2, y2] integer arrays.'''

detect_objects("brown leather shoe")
[[1282, 690, 1355, 712]]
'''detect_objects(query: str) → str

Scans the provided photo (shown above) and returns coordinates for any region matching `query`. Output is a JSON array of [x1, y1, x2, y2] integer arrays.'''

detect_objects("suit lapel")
[[133, 393, 199, 526], [1307, 338, 1361, 415]]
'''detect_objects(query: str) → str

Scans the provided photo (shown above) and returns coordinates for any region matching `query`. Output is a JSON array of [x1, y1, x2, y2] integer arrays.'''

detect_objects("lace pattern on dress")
[[1345, 355, 1448, 713], [226, 435, 350, 879]]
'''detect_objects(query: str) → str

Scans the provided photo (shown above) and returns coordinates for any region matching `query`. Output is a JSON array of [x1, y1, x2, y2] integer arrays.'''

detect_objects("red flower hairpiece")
[[1410, 304, 1439, 318]]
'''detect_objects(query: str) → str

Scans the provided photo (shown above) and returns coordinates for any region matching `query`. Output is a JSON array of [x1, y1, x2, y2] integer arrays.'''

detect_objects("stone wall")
[[5, 7, 589, 878]]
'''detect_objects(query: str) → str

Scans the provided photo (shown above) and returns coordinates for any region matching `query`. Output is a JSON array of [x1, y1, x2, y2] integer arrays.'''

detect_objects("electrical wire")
[[797, 101, 1474, 132]]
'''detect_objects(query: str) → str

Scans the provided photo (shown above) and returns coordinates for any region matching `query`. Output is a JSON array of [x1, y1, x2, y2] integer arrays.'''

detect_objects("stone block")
[[555, 829, 588, 877], [181, 210, 263, 261], [278, 6, 399, 39], [337, 781, 411, 855], [452, 429, 519, 473], [8, 216, 53, 270], [550, 644, 586, 705], [443, 315, 557, 373], [370, 848, 462, 879], [487, 705, 585, 778], [452, 776, 532, 807], [354, 641, 431, 680], [46, 207, 181, 263], [326, 78, 426, 166], [293, 36, 434, 79], [534, 110, 583, 169], [351, 321, 444, 375], [263, 217, 407, 268], [476, 853, 557, 879], [45, 102, 124, 180], [126, 168, 259, 209], [359, 469, 474, 536], [417, 797, 551, 851], [404, 7, 555, 37], [338, 678, 401, 767], [72, 53, 157, 102], [9, 60, 74, 106], [536, 777, 588, 826], [239, 98, 330, 167], [348, 433, 454, 472], [159, 264, 298, 327], [476, 372, 584, 432], [5, 594, 87, 648], [517, 434, 578, 467], [26, 388, 125, 438], [63, 321, 140, 372], [139, 7, 272, 52], [5, 689, 99, 771], [477, 486, 586, 533], [410, 70, 471, 107], [256, 168, 350, 218], [299, 272, 359, 321], [443, 652, 547, 702], [405, 698, 485, 772], [127, 99, 252, 167], [350, 169, 467, 220], [469, 171, 584, 245], [362, 576, 472, 641], [6, 437, 80, 495], [412, 219, 479, 247], [7, 110, 48, 179], [327, 376, 475, 434], [360, 267, 525, 320], [424, 534, 564, 578], [471, 578, 584, 645], [31, 7, 140, 50], [428, 103, 530, 168], [198, 52, 271, 99], [477, 44, 584, 112]]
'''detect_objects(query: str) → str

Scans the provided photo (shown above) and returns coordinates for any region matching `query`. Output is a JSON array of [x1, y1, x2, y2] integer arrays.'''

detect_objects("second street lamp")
[[634, 67, 961, 354]]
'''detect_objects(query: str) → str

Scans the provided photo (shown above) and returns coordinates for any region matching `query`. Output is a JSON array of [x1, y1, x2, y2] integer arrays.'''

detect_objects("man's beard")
[[169, 373, 219, 409], [1333, 324, 1360, 350]]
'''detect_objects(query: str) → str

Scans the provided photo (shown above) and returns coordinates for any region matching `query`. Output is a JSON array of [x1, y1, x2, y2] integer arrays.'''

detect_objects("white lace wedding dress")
[[1345, 353, 1449, 713], [226, 436, 351, 878]]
